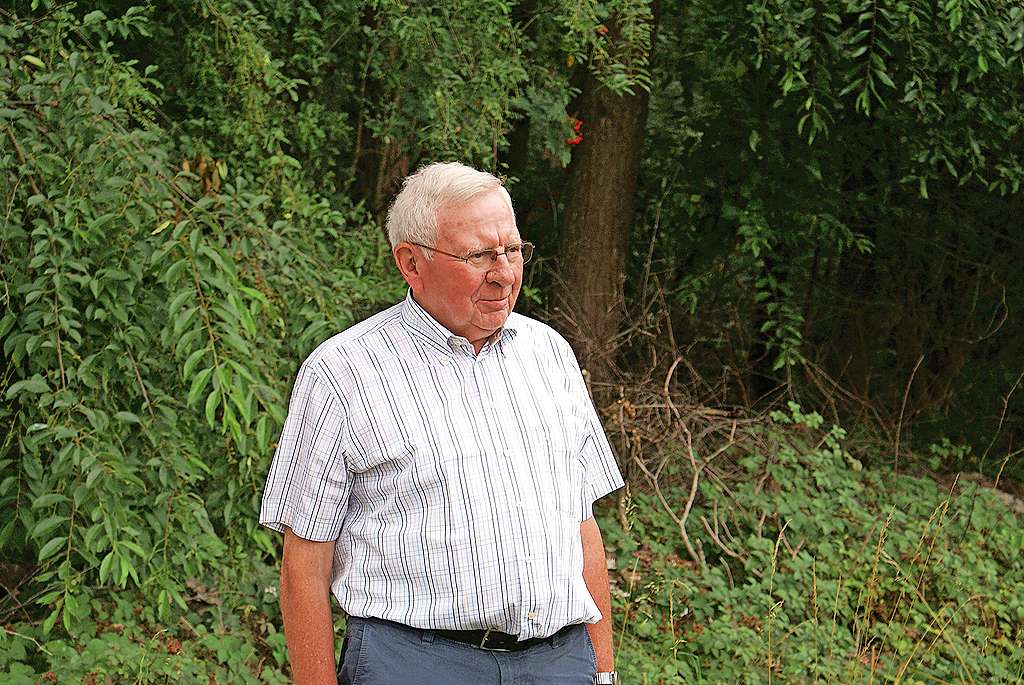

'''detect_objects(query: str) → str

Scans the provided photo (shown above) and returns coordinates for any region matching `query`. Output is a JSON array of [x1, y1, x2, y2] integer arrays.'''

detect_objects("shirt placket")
[[470, 345, 541, 638]]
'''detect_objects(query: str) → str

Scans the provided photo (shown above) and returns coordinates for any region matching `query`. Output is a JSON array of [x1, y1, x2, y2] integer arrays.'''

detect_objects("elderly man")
[[259, 162, 623, 684]]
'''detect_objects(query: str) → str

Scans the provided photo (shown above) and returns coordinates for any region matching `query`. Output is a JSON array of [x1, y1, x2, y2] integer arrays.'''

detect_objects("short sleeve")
[[554, 337, 624, 521], [259, 363, 353, 541], [578, 413, 624, 520]]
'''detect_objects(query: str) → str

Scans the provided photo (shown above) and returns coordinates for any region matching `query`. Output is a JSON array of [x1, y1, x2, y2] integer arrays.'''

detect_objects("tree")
[[555, 2, 657, 388]]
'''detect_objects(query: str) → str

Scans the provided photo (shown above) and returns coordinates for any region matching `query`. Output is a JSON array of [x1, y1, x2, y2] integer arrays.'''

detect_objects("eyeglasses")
[[410, 241, 535, 269]]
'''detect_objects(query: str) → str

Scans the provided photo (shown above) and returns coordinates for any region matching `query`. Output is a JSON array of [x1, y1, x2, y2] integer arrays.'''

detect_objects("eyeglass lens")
[[467, 243, 534, 267]]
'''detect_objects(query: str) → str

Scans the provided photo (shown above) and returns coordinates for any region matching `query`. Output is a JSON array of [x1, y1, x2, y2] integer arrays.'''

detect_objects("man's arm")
[[581, 516, 615, 672], [281, 527, 337, 685]]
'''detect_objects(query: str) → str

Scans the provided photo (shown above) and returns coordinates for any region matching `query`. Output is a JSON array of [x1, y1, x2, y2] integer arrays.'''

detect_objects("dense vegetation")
[[2, 1, 1022, 682]]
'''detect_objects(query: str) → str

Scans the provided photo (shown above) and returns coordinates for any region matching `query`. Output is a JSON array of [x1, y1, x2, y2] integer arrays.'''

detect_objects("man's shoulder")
[[301, 301, 405, 370], [507, 312, 559, 338], [506, 313, 575, 359]]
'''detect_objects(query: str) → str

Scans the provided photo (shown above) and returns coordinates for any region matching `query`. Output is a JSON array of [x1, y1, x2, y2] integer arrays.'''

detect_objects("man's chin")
[[473, 309, 510, 333]]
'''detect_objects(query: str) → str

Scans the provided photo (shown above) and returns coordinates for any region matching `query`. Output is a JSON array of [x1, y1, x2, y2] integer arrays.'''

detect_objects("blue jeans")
[[337, 617, 597, 684]]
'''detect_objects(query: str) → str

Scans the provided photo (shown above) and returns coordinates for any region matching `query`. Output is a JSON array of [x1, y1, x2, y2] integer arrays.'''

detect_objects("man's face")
[[412, 189, 522, 348]]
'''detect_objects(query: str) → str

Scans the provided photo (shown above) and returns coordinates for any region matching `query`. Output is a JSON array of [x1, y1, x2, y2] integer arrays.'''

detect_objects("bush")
[[1, 6, 401, 679], [603, 405, 1024, 684]]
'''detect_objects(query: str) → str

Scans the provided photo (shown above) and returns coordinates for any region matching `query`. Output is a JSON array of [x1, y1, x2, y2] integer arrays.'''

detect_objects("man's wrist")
[[595, 671, 618, 684]]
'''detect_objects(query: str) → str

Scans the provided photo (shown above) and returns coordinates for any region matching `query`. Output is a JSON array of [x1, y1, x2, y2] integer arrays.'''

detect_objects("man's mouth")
[[477, 297, 508, 310]]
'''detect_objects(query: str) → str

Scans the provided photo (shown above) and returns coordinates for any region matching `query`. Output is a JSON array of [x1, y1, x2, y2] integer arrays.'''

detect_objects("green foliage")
[[557, 0, 655, 95], [603, 406, 1024, 684], [0, 582, 290, 682], [3, 0, 1024, 679], [1, 3, 402, 677], [635, 0, 1024, 419]]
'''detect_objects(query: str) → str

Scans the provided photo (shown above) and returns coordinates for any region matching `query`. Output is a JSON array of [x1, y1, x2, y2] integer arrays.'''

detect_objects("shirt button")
[[528, 611, 538, 621]]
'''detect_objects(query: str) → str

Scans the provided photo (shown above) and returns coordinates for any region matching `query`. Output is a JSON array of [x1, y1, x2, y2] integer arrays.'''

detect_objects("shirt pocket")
[[344, 357, 455, 473], [508, 403, 587, 519]]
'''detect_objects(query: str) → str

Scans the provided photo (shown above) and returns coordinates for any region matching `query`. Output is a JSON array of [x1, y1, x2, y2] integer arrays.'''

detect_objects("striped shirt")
[[259, 291, 623, 639]]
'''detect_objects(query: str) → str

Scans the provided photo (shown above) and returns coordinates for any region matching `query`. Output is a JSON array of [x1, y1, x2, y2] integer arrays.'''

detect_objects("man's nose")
[[486, 254, 516, 285]]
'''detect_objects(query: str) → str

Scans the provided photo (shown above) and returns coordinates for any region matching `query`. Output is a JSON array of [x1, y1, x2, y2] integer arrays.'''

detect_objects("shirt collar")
[[400, 289, 518, 356]]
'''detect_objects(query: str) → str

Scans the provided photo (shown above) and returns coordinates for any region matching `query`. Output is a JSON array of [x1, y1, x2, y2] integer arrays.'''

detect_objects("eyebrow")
[[466, 239, 524, 251]]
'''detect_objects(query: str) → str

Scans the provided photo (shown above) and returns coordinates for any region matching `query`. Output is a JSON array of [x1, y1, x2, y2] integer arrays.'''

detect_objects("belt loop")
[[420, 628, 436, 644]]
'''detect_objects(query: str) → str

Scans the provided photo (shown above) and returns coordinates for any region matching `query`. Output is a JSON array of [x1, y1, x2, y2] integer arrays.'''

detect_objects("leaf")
[[228, 386, 254, 425], [230, 294, 256, 336], [0, 520, 16, 549], [86, 465, 103, 488], [37, 536, 65, 562], [160, 258, 190, 284], [199, 244, 235, 277], [5, 376, 50, 398], [31, 511, 67, 540], [114, 411, 142, 424], [173, 306, 199, 337], [839, 78, 864, 97], [32, 493, 67, 509], [256, 415, 270, 450], [223, 329, 251, 356], [188, 367, 214, 406], [121, 540, 147, 557], [64, 591, 79, 620], [21, 54, 45, 68], [175, 328, 203, 359], [167, 288, 193, 317], [99, 551, 115, 583], [149, 241, 178, 266], [238, 285, 268, 304], [0, 312, 15, 339], [83, 522, 105, 551], [214, 365, 228, 392], [41, 605, 60, 636], [205, 387, 222, 428], [183, 347, 208, 379]]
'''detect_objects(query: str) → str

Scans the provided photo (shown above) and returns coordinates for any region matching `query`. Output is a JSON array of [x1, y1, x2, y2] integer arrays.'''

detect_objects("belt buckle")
[[477, 629, 511, 652]]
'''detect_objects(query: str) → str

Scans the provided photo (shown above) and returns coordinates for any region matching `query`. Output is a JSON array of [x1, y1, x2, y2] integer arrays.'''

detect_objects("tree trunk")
[[556, 62, 652, 388]]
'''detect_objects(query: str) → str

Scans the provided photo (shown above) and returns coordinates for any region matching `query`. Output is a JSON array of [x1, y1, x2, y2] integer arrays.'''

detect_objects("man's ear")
[[393, 243, 423, 291]]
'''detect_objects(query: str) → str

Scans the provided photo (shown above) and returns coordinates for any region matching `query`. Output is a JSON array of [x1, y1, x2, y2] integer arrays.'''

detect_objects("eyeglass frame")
[[408, 240, 535, 268]]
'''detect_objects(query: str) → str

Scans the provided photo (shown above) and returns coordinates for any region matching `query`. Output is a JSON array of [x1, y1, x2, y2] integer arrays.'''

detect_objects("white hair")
[[386, 161, 514, 251]]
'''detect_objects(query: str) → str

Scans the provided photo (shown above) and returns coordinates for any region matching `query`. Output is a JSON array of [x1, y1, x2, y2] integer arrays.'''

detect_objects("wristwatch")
[[595, 672, 619, 684]]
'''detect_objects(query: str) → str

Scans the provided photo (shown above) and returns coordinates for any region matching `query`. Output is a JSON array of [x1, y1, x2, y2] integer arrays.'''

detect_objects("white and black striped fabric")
[[259, 291, 624, 640]]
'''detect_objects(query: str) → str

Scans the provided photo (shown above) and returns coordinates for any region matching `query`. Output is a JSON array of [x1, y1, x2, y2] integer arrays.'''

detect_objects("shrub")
[[1, 5, 401, 679], [604, 405, 1024, 684]]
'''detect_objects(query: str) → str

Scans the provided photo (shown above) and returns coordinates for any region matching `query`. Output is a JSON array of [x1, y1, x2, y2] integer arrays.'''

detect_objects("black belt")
[[378, 619, 576, 652]]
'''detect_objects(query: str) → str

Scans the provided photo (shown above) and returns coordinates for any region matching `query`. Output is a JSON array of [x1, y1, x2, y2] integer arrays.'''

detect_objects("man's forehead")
[[437, 201, 520, 248], [445, 228, 521, 251]]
